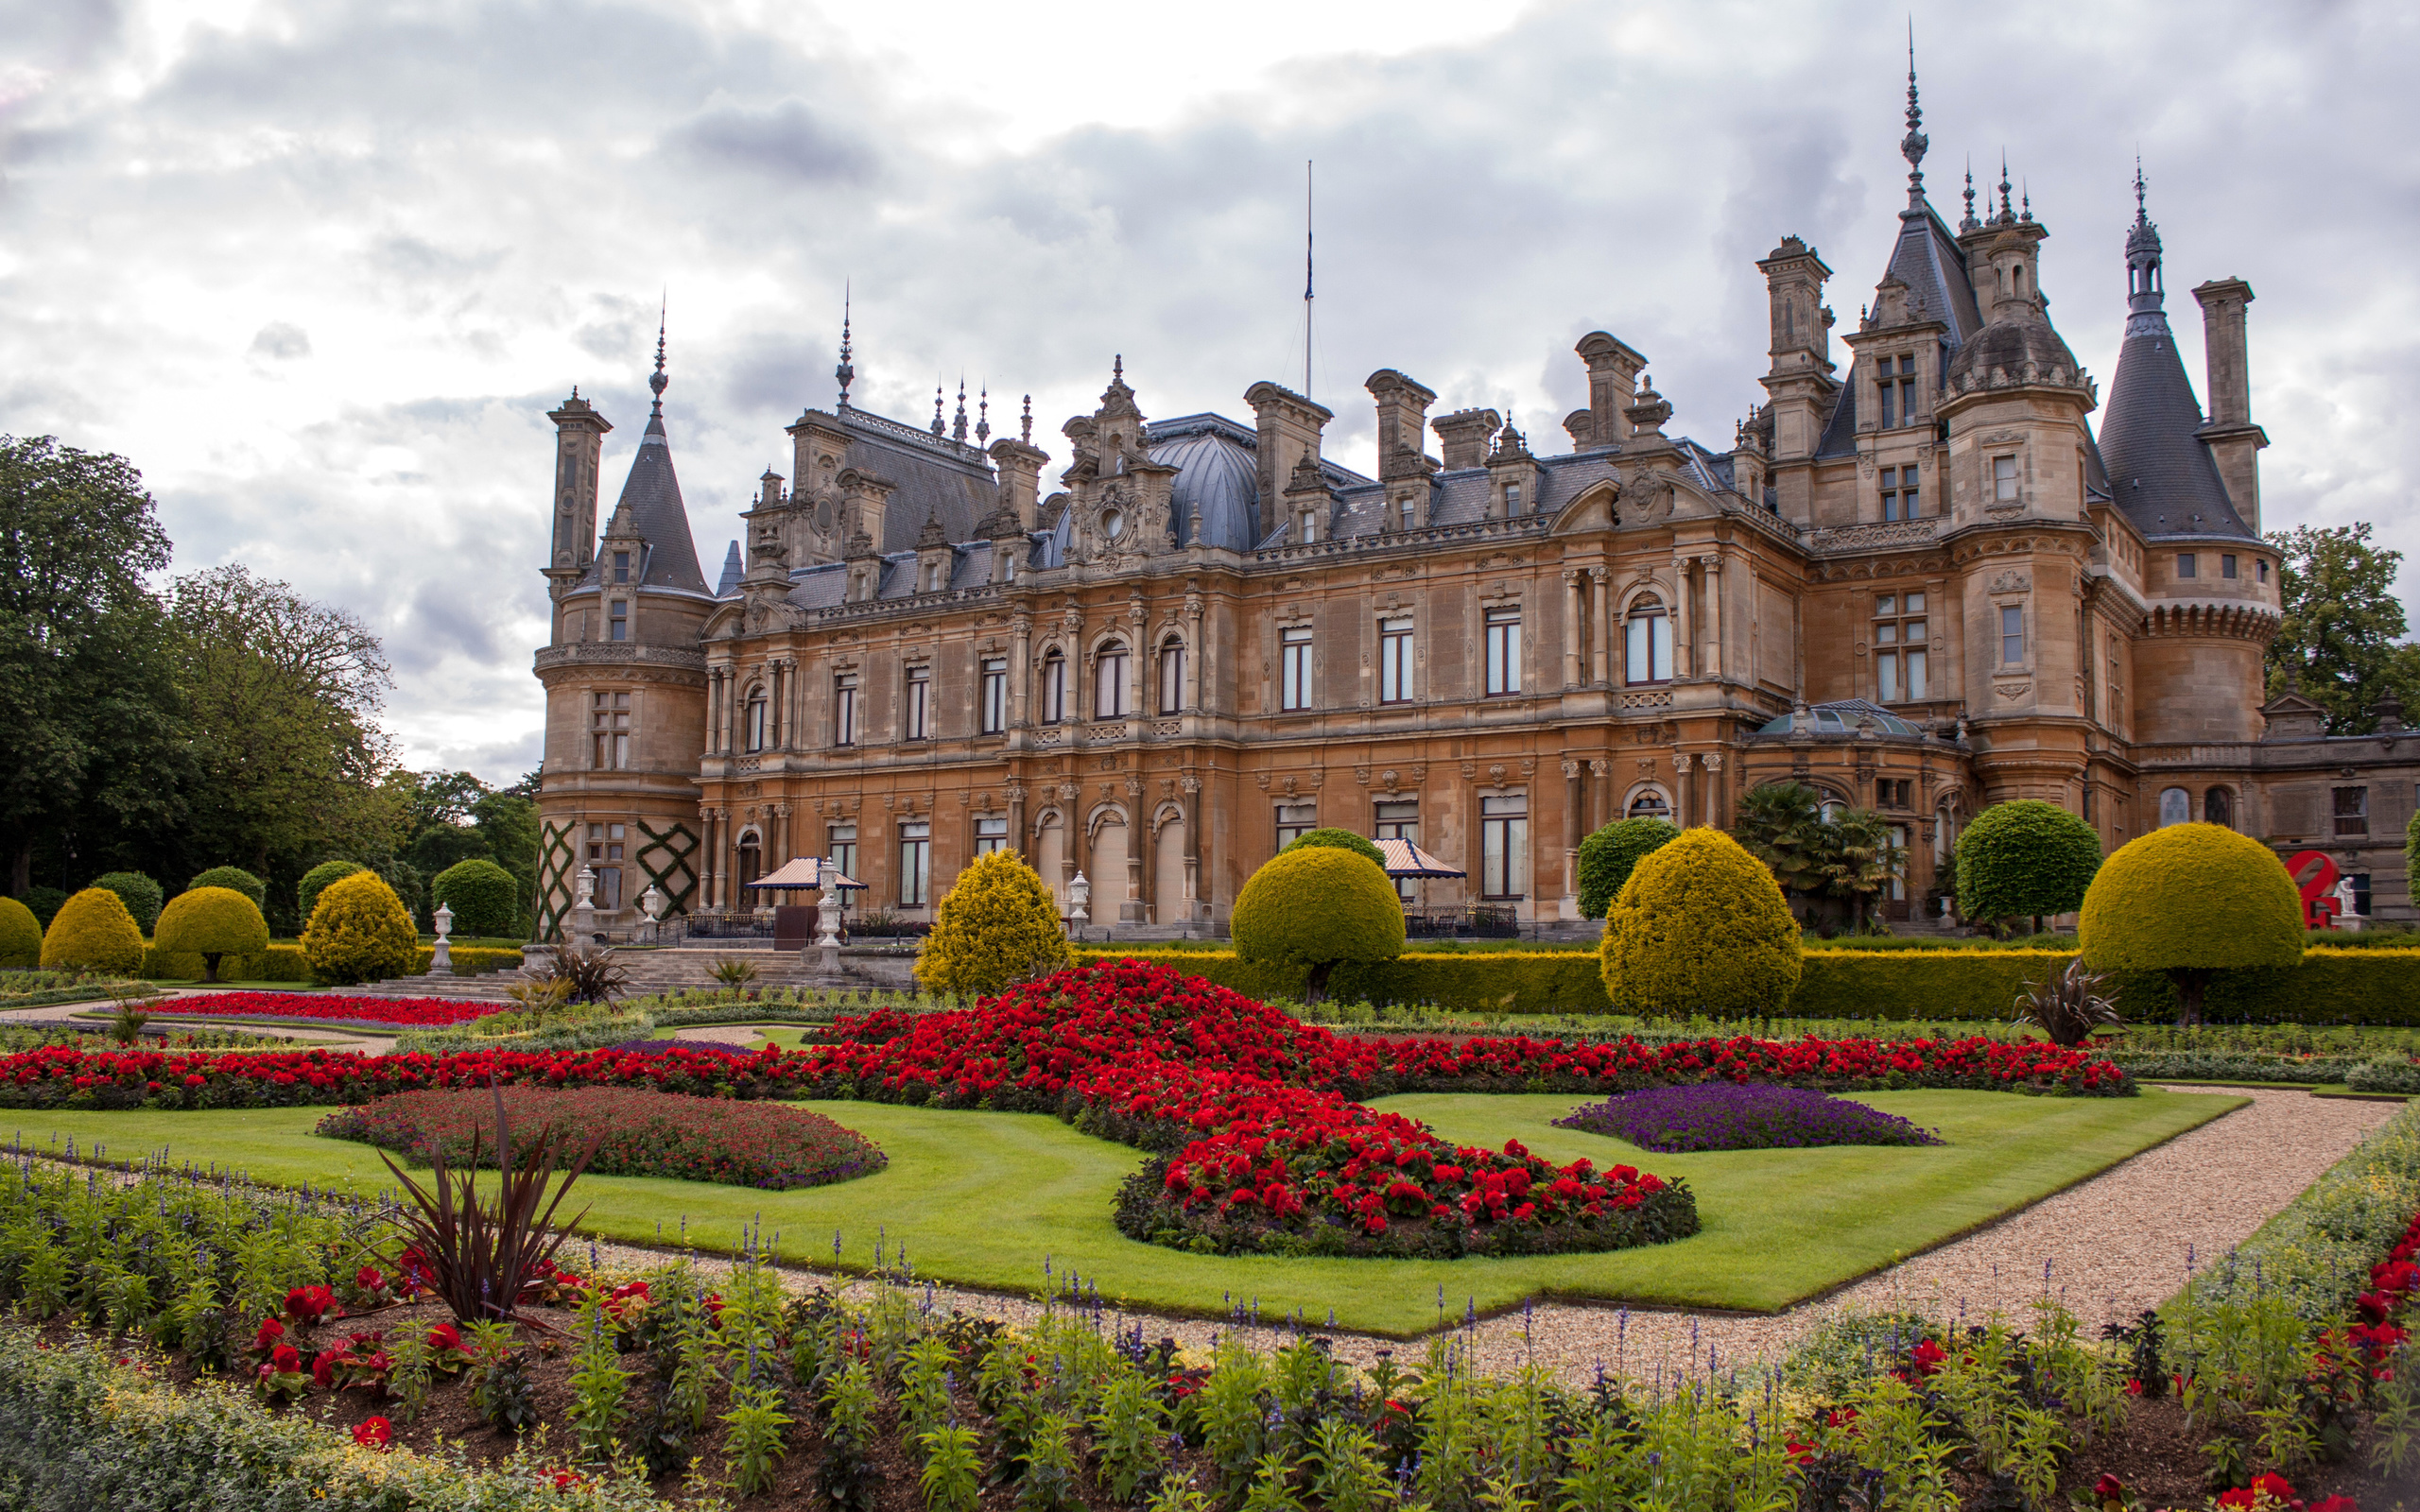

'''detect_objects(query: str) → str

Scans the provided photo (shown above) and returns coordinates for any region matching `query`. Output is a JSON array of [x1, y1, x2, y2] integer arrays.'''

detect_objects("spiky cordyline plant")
[[378, 1078, 599, 1325], [2013, 958, 2123, 1047]]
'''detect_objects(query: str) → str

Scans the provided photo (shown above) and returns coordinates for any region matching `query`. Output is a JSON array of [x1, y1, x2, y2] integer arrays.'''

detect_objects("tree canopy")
[[2265, 523, 2420, 735]]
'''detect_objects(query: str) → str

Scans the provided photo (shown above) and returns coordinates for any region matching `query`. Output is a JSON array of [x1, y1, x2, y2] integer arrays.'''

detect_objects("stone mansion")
[[530, 77, 2420, 939]]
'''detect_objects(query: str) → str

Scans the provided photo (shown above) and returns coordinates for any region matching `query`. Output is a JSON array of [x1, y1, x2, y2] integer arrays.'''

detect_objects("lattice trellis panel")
[[534, 819, 579, 941], [636, 818, 700, 916]]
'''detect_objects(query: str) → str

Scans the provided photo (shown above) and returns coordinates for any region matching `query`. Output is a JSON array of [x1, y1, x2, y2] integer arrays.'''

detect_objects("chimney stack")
[[1245, 382, 1333, 542], [1432, 407, 1501, 471], [545, 391, 612, 595], [1574, 332, 1649, 449], [2192, 277, 2267, 533]]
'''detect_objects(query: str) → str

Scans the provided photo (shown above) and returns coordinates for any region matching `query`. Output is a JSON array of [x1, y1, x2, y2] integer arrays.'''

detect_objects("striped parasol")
[[1374, 836, 1465, 879]]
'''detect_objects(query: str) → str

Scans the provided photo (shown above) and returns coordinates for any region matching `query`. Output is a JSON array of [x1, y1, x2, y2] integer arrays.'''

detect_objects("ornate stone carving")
[[1988, 570, 2031, 595]]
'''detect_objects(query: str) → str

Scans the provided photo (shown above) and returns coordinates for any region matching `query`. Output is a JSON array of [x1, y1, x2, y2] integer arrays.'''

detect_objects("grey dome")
[[1945, 318, 2083, 387], [1754, 699, 1927, 737]]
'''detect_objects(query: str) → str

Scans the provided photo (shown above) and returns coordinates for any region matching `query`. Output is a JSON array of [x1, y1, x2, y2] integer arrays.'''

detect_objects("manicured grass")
[[0, 1088, 2235, 1334]]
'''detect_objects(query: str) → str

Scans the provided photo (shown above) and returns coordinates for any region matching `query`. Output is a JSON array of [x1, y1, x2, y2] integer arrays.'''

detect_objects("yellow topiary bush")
[[2078, 822, 2304, 1024], [0, 897, 41, 970], [915, 850, 1073, 997], [1231, 846, 1406, 1001], [1601, 827, 1802, 1016], [302, 871, 419, 986], [38, 888, 147, 976], [152, 886, 272, 984]]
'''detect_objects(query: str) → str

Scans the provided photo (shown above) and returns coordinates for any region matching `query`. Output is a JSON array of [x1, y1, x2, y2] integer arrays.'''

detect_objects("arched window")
[[2204, 787, 2233, 828], [1624, 596, 1672, 685], [2158, 786, 2191, 828], [1040, 651, 1067, 725], [1627, 790, 1670, 819], [1818, 797, 1847, 825], [1095, 643, 1130, 718], [745, 687, 769, 752], [1157, 637, 1185, 715]]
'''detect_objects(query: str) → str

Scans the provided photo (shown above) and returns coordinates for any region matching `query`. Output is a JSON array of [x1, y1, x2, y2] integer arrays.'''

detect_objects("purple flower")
[[1553, 1083, 1942, 1153]]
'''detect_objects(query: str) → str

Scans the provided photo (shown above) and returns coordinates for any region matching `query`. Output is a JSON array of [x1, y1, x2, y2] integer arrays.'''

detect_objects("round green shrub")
[[153, 886, 271, 983], [187, 866, 268, 910], [0, 898, 40, 970], [1601, 828, 1802, 1016], [302, 871, 418, 986], [2078, 822, 2303, 1024], [90, 870, 164, 934], [20, 887, 67, 929], [1233, 846, 1405, 1000], [38, 887, 146, 976], [1280, 827, 1387, 868], [1577, 816, 1683, 920], [915, 850, 1072, 997], [431, 858, 520, 939], [1954, 800, 2103, 925], [297, 860, 369, 925]]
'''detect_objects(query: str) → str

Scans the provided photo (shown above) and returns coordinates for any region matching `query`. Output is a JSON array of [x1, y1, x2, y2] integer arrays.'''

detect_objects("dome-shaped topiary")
[[297, 860, 369, 926], [915, 850, 1073, 997], [1577, 816, 1683, 920], [1601, 828, 1802, 1016], [39, 887, 147, 976], [2078, 822, 2304, 1024], [1281, 827, 1387, 868], [0, 898, 41, 970], [1954, 800, 2102, 928], [91, 870, 164, 934], [187, 866, 268, 910], [431, 858, 521, 939], [302, 871, 418, 986], [153, 886, 271, 984], [1233, 846, 1405, 1001]]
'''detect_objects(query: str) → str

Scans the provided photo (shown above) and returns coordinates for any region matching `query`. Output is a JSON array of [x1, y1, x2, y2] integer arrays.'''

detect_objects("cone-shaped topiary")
[[0, 898, 40, 970], [1233, 845, 1405, 1001], [2078, 822, 2304, 1025], [431, 858, 521, 939], [297, 860, 369, 927], [302, 871, 418, 986], [1577, 816, 1683, 920], [39, 887, 147, 976], [186, 866, 267, 910], [914, 850, 1073, 997], [1954, 799, 2103, 929], [91, 870, 164, 934], [1281, 827, 1387, 868], [1601, 827, 1802, 1016], [153, 885, 271, 984]]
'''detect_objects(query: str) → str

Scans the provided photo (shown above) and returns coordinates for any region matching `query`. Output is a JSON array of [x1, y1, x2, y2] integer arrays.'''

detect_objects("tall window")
[[1158, 639, 1185, 715], [1374, 799, 1419, 902], [1998, 605, 2026, 666], [1880, 465, 1920, 521], [2334, 786, 2370, 838], [2177, 553, 2198, 580], [745, 687, 769, 752], [1888, 823, 1909, 901], [1876, 353, 1917, 428], [834, 675, 858, 747], [1280, 627, 1313, 711], [608, 599, 629, 642], [1877, 779, 1912, 810], [1992, 455, 2019, 503], [1274, 803, 1317, 850], [1378, 617, 1414, 703], [898, 820, 931, 907], [2221, 554, 2238, 580], [1875, 593, 1928, 702], [1479, 795, 1528, 900], [1484, 609, 1523, 696], [591, 692, 631, 769], [905, 665, 931, 740], [827, 823, 857, 882], [1095, 644, 1130, 717], [611, 550, 631, 584], [584, 822, 626, 911], [2257, 558, 2271, 584], [2204, 787, 2233, 828], [974, 816, 1009, 855], [2158, 787, 2190, 827], [1504, 482, 1523, 514], [1623, 598, 1671, 685], [980, 659, 1008, 734], [1040, 652, 1067, 725]]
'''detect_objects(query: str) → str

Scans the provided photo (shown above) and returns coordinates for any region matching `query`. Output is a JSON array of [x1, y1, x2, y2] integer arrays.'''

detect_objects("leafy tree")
[[914, 850, 1071, 996], [154, 885, 270, 983], [472, 791, 540, 921], [302, 870, 417, 986], [1576, 817, 1681, 919], [0, 436, 188, 897], [91, 870, 164, 934], [297, 860, 370, 924], [431, 858, 522, 940], [2078, 823, 2303, 1025], [39, 887, 146, 976], [0, 898, 38, 970], [1233, 847, 1405, 1001], [2265, 523, 2420, 735], [187, 866, 268, 909], [1954, 800, 2102, 932], [1279, 827, 1387, 868]]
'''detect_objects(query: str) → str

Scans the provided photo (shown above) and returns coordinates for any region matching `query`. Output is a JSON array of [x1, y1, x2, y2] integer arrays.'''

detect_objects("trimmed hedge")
[[1602, 828, 1802, 1015], [302, 872, 417, 985], [1953, 799, 2100, 923], [90, 871, 164, 934], [1280, 827, 1387, 868], [294, 859, 368, 925], [150, 886, 269, 983], [1576, 816, 1681, 920], [915, 850, 1070, 995], [0, 899, 38, 971], [39, 889, 146, 976], [428, 857, 518, 939], [140, 942, 523, 983], [184, 866, 266, 909], [1233, 846, 1405, 994]]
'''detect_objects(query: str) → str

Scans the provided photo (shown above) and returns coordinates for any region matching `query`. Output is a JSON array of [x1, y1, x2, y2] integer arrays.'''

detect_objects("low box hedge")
[[139, 942, 521, 983]]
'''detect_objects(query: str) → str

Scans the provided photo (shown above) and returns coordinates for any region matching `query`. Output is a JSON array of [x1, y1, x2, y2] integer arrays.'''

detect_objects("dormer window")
[[608, 600, 629, 642], [612, 551, 631, 584], [1877, 354, 1917, 429], [1504, 482, 1523, 514]]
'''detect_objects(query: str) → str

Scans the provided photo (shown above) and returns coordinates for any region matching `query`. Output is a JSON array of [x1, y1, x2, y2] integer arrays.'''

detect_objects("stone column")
[[1011, 614, 1033, 728], [1671, 558, 1694, 679], [1590, 759, 1612, 828], [703, 668, 722, 755], [1060, 782, 1084, 894], [1008, 782, 1028, 862], [1562, 572, 1584, 688], [1670, 752, 1692, 826], [1703, 751, 1727, 830], [1701, 555, 1723, 679], [1128, 600, 1148, 723], [699, 806, 717, 909], [1184, 593, 1205, 713], [1563, 758, 1583, 919], [1585, 569, 1608, 685], [1130, 778, 1152, 923], [1181, 774, 1202, 921]]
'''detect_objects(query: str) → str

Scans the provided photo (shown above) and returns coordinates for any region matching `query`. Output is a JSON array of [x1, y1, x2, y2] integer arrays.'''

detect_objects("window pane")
[[1877, 651, 1898, 702], [2221, 555, 2238, 579], [2178, 554, 2196, 579], [1876, 622, 1896, 645], [1907, 648, 1927, 700], [1999, 606, 2024, 664], [1905, 593, 1924, 612], [1650, 617, 1670, 681]]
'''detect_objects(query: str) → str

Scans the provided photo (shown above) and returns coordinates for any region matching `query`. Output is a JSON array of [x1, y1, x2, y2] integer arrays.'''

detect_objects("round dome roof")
[[1945, 318, 2083, 387], [1754, 699, 1927, 738]]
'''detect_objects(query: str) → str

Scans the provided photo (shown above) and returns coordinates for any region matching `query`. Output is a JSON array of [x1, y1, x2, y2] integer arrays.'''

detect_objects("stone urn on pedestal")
[[638, 884, 666, 944], [429, 902, 456, 977], [1067, 870, 1091, 942], [815, 862, 844, 976], [570, 865, 597, 950]]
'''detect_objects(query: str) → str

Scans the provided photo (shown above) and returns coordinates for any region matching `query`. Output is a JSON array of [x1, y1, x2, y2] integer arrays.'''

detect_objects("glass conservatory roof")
[[1754, 699, 1927, 738]]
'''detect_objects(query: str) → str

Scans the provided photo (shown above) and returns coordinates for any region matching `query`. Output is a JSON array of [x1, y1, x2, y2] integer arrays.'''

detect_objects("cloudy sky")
[[4, 0, 2411, 782]]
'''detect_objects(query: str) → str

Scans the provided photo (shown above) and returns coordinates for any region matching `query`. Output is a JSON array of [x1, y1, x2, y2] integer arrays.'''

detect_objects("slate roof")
[[1144, 414, 1263, 553], [716, 541, 743, 596], [830, 407, 1001, 552], [1816, 202, 1982, 460], [1253, 440, 1745, 548], [587, 409, 710, 594], [1752, 698, 1928, 737], [780, 535, 1048, 613], [2097, 310, 2256, 541]]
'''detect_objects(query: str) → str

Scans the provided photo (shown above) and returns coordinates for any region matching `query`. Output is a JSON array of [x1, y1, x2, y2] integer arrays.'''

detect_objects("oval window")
[[1103, 511, 1125, 540]]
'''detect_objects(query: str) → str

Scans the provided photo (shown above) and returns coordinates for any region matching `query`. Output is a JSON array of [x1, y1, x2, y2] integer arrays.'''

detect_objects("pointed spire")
[[1899, 23, 1928, 211], [1960, 157, 1979, 232], [976, 387, 991, 447], [648, 302, 668, 419], [1020, 394, 1033, 444], [2020, 180, 2032, 223], [951, 378, 969, 442], [1997, 153, 2014, 224], [931, 379, 945, 436], [2125, 160, 2166, 319], [836, 283, 855, 408]]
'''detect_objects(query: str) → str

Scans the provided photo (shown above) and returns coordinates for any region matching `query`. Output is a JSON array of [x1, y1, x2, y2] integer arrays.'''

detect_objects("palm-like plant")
[[379, 1079, 598, 1325], [2014, 959, 2122, 1047], [1733, 782, 1826, 897], [534, 944, 631, 1005], [709, 956, 762, 988], [1821, 808, 1905, 932]]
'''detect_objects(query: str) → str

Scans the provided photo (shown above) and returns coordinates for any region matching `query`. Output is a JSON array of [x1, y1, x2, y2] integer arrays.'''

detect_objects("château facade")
[[531, 77, 2420, 940]]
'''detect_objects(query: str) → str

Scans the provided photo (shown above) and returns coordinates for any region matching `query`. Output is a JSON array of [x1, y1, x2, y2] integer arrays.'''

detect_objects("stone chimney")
[[1245, 382, 1333, 542], [1364, 369, 1438, 478], [1432, 407, 1499, 471], [1574, 333, 1649, 449], [989, 432, 1049, 532], [545, 390, 612, 595], [2193, 277, 2267, 533]]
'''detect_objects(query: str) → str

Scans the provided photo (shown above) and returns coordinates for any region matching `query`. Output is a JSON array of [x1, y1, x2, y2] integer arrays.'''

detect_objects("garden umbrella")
[[1374, 836, 1464, 879]]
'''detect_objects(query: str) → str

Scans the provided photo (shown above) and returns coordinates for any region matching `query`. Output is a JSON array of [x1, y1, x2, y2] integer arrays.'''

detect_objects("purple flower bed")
[[603, 1037, 759, 1056], [1553, 1082, 1943, 1153]]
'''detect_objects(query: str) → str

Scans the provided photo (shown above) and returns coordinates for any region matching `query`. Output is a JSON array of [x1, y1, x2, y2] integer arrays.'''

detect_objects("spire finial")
[[1113, 353, 1124, 384], [2134, 156, 2147, 222], [2020, 180, 2032, 223], [836, 282, 855, 408], [1960, 156, 1979, 232], [952, 378, 968, 442], [932, 378, 945, 436], [1997, 152, 2014, 223], [1020, 394, 1033, 444], [2125, 160, 2165, 315], [648, 299, 667, 415], [976, 386, 991, 446], [1900, 21, 1927, 210]]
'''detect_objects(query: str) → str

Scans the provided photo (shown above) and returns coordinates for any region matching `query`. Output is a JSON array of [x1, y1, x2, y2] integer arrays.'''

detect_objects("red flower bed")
[[155, 992, 508, 1028], [315, 1085, 886, 1191]]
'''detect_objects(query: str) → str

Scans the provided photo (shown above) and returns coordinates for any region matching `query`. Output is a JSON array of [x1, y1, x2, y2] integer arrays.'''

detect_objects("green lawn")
[[1, 1088, 2237, 1335]]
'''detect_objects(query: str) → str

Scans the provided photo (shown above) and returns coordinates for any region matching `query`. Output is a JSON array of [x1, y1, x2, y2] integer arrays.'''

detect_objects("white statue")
[[2332, 875, 2361, 931]]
